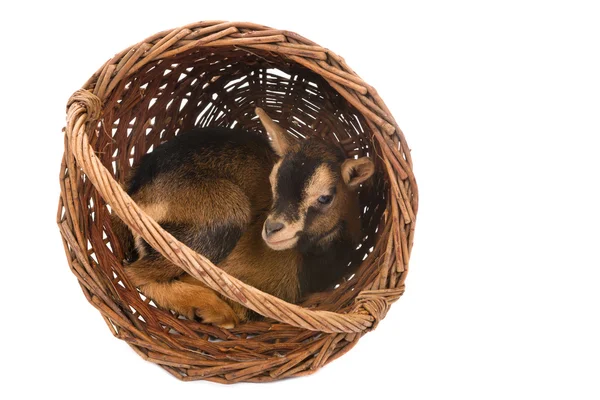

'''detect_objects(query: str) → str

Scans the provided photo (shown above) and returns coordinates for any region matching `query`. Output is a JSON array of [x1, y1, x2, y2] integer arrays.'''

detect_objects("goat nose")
[[265, 219, 284, 237]]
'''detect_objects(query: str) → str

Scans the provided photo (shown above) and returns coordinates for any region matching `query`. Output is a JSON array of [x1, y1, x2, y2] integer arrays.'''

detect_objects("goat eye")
[[317, 195, 333, 205]]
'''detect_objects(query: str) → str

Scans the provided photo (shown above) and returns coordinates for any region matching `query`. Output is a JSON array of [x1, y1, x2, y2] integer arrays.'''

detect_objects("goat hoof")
[[195, 307, 239, 329]]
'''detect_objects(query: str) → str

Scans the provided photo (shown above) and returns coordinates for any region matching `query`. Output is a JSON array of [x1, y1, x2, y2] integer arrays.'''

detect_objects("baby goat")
[[115, 108, 375, 328]]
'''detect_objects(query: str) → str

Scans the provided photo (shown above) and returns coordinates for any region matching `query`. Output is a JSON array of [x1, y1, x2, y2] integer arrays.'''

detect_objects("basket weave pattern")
[[58, 21, 418, 382]]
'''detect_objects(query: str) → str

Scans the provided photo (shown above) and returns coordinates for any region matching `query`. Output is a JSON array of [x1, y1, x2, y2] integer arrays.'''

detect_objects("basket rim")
[[62, 20, 417, 334]]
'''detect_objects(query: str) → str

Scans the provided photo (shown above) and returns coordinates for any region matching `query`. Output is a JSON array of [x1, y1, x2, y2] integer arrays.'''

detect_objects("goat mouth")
[[264, 236, 298, 250]]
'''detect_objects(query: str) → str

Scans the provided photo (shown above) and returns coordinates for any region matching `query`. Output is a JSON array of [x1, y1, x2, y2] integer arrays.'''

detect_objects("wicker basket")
[[58, 21, 418, 383]]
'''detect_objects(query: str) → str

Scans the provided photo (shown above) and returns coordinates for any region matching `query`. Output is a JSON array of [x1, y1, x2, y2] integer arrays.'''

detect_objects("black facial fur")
[[273, 139, 344, 220], [273, 153, 319, 219]]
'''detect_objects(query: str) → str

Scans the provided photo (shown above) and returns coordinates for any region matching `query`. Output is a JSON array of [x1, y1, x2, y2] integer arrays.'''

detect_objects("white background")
[[1, 1, 599, 398]]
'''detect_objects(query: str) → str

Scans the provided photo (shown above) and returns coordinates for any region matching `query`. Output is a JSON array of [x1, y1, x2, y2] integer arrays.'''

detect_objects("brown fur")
[[116, 110, 374, 328]]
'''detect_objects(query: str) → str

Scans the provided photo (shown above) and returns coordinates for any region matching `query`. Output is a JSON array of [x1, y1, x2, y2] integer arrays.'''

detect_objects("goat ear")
[[255, 107, 296, 156], [341, 157, 375, 189]]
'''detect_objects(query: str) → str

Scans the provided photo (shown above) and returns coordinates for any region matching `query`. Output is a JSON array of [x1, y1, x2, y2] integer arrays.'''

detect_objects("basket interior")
[[79, 46, 389, 346]]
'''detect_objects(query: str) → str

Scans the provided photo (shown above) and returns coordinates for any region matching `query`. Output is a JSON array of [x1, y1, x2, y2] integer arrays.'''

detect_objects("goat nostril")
[[265, 220, 284, 237]]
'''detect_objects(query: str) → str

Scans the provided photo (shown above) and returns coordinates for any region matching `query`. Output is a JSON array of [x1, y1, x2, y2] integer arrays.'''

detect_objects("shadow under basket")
[[58, 21, 418, 383]]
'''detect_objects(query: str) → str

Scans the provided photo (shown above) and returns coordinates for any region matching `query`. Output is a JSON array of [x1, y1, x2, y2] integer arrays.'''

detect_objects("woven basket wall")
[[58, 21, 418, 383]]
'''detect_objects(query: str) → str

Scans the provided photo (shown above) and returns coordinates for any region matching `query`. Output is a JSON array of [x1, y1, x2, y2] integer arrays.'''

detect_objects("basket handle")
[[65, 90, 401, 333]]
